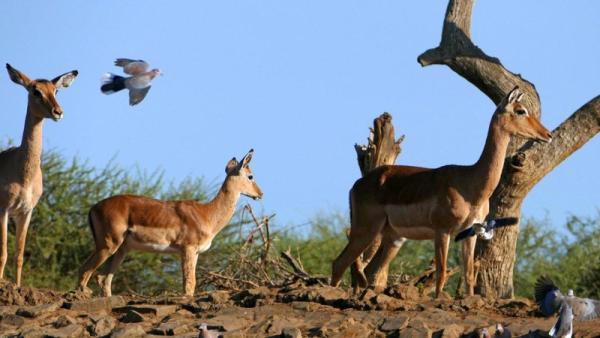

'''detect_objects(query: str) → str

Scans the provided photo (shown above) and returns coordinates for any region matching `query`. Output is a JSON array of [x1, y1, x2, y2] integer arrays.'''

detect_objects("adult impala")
[[0, 64, 78, 286], [78, 149, 263, 296], [331, 87, 552, 297]]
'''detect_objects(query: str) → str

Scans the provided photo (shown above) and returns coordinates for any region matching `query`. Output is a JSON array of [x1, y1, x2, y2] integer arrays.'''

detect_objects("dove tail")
[[100, 73, 126, 94]]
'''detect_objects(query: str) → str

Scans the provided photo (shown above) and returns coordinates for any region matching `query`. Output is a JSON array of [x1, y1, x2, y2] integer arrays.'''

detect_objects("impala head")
[[225, 149, 263, 200], [494, 86, 552, 143], [6, 63, 78, 121]]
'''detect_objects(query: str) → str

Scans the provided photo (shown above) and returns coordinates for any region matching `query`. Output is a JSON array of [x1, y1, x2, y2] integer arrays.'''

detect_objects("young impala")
[[331, 87, 553, 297], [0, 64, 78, 286], [78, 149, 263, 296]]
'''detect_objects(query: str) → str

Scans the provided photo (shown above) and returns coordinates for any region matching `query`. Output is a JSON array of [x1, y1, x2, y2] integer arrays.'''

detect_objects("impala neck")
[[18, 105, 44, 182], [470, 116, 511, 204], [205, 178, 240, 235]]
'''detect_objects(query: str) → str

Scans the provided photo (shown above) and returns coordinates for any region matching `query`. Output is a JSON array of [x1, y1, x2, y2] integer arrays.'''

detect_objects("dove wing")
[[568, 297, 600, 321], [454, 227, 475, 242], [129, 86, 151, 106], [115, 58, 149, 75]]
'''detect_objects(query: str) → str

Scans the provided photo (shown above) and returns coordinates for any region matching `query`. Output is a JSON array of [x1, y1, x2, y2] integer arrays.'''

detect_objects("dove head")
[[150, 68, 162, 79], [495, 323, 504, 333]]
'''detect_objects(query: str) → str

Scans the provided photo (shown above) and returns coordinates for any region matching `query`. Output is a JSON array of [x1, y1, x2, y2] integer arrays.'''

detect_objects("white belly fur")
[[128, 238, 179, 254]]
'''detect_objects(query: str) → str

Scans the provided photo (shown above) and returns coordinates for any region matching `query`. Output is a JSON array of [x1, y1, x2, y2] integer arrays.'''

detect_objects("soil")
[[0, 280, 599, 337]]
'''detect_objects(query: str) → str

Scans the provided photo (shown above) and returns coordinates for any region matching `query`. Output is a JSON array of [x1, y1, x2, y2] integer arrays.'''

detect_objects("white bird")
[[549, 303, 573, 338], [101, 58, 162, 105], [199, 323, 220, 338], [454, 217, 519, 242], [494, 323, 511, 338]]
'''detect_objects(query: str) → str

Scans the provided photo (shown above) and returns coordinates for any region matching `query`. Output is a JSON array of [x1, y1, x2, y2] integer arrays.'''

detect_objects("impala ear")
[[225, 157, 239, 175], [6, 64, 31, 88], [52, 70, 78, 90], [507, 86, 522, 104], [240, 149, 254, 168]]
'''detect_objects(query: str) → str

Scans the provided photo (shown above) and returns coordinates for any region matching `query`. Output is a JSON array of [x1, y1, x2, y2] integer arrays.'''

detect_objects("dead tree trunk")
[[419, 0, 600, 298], [351, 112, 404, 286]]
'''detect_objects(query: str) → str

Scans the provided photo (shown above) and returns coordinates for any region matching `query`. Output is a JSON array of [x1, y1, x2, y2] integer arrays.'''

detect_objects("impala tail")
[[100, 73, 126, 94]]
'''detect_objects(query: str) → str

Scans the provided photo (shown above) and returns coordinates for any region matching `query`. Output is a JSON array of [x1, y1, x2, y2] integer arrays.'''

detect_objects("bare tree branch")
[[421, 0, 600, 298]]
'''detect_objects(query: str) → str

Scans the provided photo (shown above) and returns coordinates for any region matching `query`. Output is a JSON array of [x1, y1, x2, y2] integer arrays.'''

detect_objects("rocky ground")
[[0, 281, 599, 337]]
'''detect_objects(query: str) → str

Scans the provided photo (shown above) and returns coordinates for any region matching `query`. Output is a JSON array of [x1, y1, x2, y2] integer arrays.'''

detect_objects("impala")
[[78, 149, 263, 296], [331, 87, 552, 297], [0, 64, 78, 286]]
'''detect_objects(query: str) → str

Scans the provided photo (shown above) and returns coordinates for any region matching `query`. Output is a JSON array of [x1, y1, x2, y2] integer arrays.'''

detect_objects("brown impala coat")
[[331, 87, 553, 297], [78, 149, 263, 297], [0, 64, 77, 286]]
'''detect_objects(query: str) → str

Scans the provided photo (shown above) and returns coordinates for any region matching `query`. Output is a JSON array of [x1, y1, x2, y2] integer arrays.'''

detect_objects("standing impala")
[[0, 64, 78, 286], [331, 87, 553, 297], [78, 149, 263, 297]]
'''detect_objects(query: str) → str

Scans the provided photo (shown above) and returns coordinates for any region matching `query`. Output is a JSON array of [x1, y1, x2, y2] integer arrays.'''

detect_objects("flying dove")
[[494, 323, 511, 338], [549, 303, 573, 338], [101, 58, 161, 106], [535, 276, 600, 320], [454, 217, 519, 242]]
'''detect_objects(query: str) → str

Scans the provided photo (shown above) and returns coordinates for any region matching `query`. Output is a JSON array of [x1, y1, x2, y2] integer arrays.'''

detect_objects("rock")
[[372, 293, 402, 310], [441, 324, 464, 338], [116, 304, 177, 318], [205, 313, 250, 332], [89, 316, 116, 337], [16, 301, 62, 318], [0, 313, 25, 327], [64, 296, 125, 313], [398, 319, 432, 338], [48, 324, 85, 338], [54, 315, 77, 328], [0, 305, 17, 316], [386, 285, 420, 300], [282, 327, 302, 338], [110, 324, 146, 338], [151, 320, 191, 335], [209, 290, 231, 304], [460, 295, 485, 310], [380, 316, 409, 331], [120, 310, 146, 323], [182, 301, 211, 313]]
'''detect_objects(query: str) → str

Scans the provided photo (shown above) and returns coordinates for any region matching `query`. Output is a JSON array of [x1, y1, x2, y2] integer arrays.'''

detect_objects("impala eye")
[[32, 88, 42, 98], [248, 175, 254, 181], [514, 108, 528, 116]]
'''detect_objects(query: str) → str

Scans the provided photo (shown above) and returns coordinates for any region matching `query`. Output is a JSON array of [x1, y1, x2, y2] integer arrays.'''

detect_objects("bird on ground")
[[549, 303, 573, 338], [199, 323, 220, 338], [101, 58, 162, 106], [534, 276, 600, 319], [494, 323, 511, 338], [454, 217, 519, 242]]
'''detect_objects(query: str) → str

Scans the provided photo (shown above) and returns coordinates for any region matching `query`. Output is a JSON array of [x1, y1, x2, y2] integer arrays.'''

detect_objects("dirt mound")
[[0, 282, 599, 337], [0, 281, 62, 306]]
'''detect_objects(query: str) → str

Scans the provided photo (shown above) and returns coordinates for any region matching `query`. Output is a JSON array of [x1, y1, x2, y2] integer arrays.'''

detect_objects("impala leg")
[[0, 210, 8, 280], [14, 211, 32, 286], [461, 236, 477, 296], [351, 232, 382, 287], [331, 216, 386, 288], [181, 246, 199, 296], [365, 237, 405, 292], [97, 241, 130, 297], [434, 231, 451, 298], [78, 247, 114, 291]]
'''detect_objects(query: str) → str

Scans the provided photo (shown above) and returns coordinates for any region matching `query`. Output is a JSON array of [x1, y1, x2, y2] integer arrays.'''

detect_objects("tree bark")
[[351, 112, 404, 286], [419, 0, 600, 298]]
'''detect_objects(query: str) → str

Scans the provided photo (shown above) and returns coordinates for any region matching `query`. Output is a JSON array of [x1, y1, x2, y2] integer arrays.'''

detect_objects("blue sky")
[[1, 1, 598, 229]]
